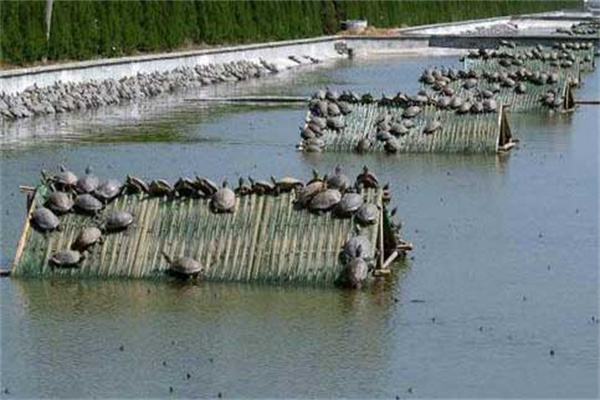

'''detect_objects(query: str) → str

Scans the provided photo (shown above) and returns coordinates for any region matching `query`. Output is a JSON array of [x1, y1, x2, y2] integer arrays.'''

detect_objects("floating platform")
[[306, 103, 513, 154], [11, 180, 406, 286]]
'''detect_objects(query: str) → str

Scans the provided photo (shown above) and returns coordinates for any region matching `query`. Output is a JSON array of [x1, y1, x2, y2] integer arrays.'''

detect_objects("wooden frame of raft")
[[12, 186, 404, 286]]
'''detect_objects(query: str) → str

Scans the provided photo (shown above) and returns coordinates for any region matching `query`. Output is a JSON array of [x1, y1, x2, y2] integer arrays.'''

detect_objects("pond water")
[[0, 54, 598, 398]]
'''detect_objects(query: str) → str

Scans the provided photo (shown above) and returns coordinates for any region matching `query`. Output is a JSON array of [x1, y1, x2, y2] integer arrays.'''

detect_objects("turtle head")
[[270, 176, 277, 185], [363, 165, 369, 174], [311, 169, 319, 180], [247, 176, 255, 185], [238, 177, 245, 187], [334, 164, 342, 174], [59, 164, 66, 172], [222, 179, 228, 188]]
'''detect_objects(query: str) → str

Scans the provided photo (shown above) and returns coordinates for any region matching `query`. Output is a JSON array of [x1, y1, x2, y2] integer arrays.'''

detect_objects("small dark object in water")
[[186, 373, 191, 380], [119, 345, 124, 351], [549, 349, 555, 357], [169, 386, 174, 393]]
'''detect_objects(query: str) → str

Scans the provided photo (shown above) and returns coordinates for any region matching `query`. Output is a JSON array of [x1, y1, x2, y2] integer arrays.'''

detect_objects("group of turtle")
[[298, 88, 354, 152], [30, 166, 135, 268], [1, 56, 322, 121], [556, 21, 600, 37]]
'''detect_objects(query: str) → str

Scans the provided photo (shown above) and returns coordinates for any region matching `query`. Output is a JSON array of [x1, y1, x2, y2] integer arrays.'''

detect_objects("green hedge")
[[0, 0, 580, 65]]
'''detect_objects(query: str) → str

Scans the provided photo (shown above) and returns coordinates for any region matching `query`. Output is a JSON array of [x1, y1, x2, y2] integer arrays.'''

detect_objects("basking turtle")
[[195, 176, 219, 197], [295, 179, 325, 208], [376, 129, 393, 142], [335, 192, 364, 217], [31, 207, 60, 232], [95, 179, 122, 202], [450, 96, 464, 109], [401, 119, 415, 129], [300, 125, 316, 140], [53, 165, 78, 190], [423, 116, 442, 135], [356, 166, 379, 189], [483, 98, 498, 113], [271, 176, 303, 193], [463, 78, 478, 90], [148, 179, 172, 197], [471, 101, 484, 114], [234, 177, 253, 196], [102, 211, 134, 233], [341, 256, 370, 289], [341, 235, 373, 264], [309, 188, 342, 213], [71, 227, 102, 252], [327, 102, 341, 117], [211, 180, 236, 213], [457, 102, 472, 115], [310, 116, 327, 130], [162, 251, 203, 279], [402, 106, 421, 119], [356, 136, 371, 154], [437, 96, 452, 110], [45, 191, 74, 215], [50, 250, 82, 268], [338, 101, 352, 115], [174, 177, 196, 197], [326, 116, 345, 132], [515, 82, 527, 94], [125, 175, 149, 195], [327, 165, 352, 192], [75, 166, 99, 194], [304, 143, 322, 153], [248, 176, 275, 195], [74, 194, 104, 215], [355, 204, 379, 226], [389, 122, 409, 137], [384, 140, 399, 154]]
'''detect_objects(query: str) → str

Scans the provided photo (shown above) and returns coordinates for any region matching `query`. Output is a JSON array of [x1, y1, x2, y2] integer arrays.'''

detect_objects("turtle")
[[162, 251, 203, 279], [71, 227, 102, 252], [389, 122, 409, 137], [195, 176, 219, 197], [174, 177, 196, 197], [341, 235, 373, 264], [148, 179, 172, 197], [248, 176, 275, 195], [515, 82, 527, 94], [341, 256, 370, 289], [327, 165, 352, 192], [75, 166, 99, 194], [295, 179, 326, 208], [95, 179, 122, 202], [355, 137, 371, 154], [401, 119, 415, 129], [50, 250, 82, 268], [457, 102, 472, 115], [327, 103, 341, 117], [384, 140, 399, 154], [471, 101, 484, 114], [326, 116, 345, 131], [423, 116, 442, 135], [234, 177, 253, 196], [211, 180, 236, 213], [125, 175, 149, 195], [102, 211, 134, 233], [376, 129, 393, 142], [309, 189, 342, 213], [74, 194, 104, 215], [31, 207, 60, 232], [335, 192, 364, 217], [450, 96, 464, 109], [437, 96, 452, 109], [338, 101, 352, 115], [271, 176, 303, 193], [463, 78, 478, 90], [356, 165, 379, 189], [300, 125, 316, 140], [402, 106, 421, 118], [304, 143, 323, 153], [355, 204, 379, 226], [483, 98, 498, 113], [53, 165, 78, 190], [310, 116, 327, 130], [45, 191, 74, 215]]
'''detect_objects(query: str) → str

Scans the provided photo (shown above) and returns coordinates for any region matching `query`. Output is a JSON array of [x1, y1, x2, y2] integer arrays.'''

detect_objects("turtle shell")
[[71, 227, 102, 251], [341, 235, 373, 263], [295, 181, 325, 207], [335, 193, 364, 217], [76, 174, 99, 194], [166, 256, 203, 277], [341, 257, 369, 289], [211, 187, 235, 213], [309, 189, 342, 212], [46, 191, 74, 215], [74, 194, 104, 214], [355, 204, 379, 226], [50, 250, 82, 268], [104, 211, 134, 232], [402, 106, 421, 118], [95, 179, 122, 202], [31, 207, 60, 232]]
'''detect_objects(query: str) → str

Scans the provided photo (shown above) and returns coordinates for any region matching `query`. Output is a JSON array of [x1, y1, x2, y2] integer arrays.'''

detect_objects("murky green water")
[[1, 55, 598, 398]]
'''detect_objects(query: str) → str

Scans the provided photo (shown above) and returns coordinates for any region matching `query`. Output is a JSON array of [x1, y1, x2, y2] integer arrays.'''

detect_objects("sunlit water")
[[1, 55, 598, 398]]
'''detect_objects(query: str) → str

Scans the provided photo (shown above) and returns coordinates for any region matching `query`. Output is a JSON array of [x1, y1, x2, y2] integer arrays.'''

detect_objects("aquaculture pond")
[[1, 54, 598, 398]]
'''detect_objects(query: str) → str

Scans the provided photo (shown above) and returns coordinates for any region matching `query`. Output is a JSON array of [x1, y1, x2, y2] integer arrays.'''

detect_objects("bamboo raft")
[[306, 103, 513, 154], [12, 182, 406, 286]]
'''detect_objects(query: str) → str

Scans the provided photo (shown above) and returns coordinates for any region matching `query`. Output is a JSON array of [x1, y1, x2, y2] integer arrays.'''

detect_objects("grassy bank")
[[0, 0, 580, 66]]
